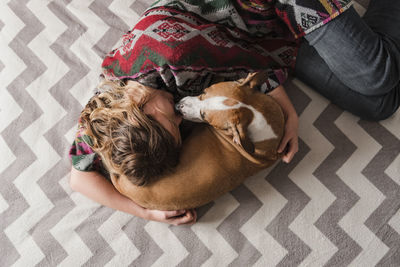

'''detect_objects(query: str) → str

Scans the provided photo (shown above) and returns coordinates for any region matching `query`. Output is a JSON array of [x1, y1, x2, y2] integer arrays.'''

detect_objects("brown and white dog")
[[111, 72, 285, 210], [176, 71, 285, 163]]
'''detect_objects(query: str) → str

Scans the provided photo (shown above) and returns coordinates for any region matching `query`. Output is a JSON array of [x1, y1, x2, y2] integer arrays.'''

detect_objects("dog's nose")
[[175, 103, 184, 110]]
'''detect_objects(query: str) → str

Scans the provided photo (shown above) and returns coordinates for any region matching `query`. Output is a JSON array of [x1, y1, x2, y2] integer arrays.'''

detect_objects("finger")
[[165, 209, 186, 219], [282, 153, 293, 163], [278, 136, 289, 153], [280, 140, 291, 162], [184, 210, 197, 225], [193, 210, 197, 222], [188, 209, 197, 221], [174, 211, 195, 225], [186, 212, 197, 225], [283, 140, 298, 163]]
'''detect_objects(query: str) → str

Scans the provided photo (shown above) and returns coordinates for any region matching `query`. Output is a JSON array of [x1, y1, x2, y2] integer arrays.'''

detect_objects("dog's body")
[[176, 72, 285, 163], [111, 73, 285, 210]]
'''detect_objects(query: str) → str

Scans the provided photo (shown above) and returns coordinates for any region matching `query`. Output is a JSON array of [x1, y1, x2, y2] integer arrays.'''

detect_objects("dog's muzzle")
[[175, 103, 184, 112], [175, 97, 203, 122]]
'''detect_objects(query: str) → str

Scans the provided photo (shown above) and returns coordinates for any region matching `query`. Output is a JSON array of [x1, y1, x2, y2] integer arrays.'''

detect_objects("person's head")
[[80, 79, 183, 186]]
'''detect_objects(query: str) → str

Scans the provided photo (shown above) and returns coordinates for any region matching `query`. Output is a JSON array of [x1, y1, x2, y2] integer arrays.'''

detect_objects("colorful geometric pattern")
[[101, 0, 300, 98], [69, 121, 103, 174], [274, 0, 353, 38], [101, 0, 352, 100]]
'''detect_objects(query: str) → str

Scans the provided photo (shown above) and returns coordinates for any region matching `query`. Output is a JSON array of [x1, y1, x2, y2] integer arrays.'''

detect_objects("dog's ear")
[[227, 122, 255, 154], [238, 71, 269, 89]]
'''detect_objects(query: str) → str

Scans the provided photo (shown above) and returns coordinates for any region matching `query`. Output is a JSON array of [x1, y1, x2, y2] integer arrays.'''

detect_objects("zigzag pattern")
[[34, 0, 89, 264], [2, 0, 45, 265], [281, 79, 337, 266], [0, 19, 4, 73], [313, 104, 362, 266], [360, 121, 400, 265], [218, 185, 263, 265], [335, 112, 387, 266], [1, 0, 399, 266], [266, 140, 311, 266], [265, 79, 312, 266]]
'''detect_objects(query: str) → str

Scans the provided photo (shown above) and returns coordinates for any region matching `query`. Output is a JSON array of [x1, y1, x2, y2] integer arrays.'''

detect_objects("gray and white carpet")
[[1, 0, 399, 266]]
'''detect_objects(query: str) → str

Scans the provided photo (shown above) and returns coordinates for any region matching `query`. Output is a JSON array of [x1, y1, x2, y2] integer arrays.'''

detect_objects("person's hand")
[[144, 208, 197, 226], [277, 112, 299, 163], [266, 85, 298, 163]]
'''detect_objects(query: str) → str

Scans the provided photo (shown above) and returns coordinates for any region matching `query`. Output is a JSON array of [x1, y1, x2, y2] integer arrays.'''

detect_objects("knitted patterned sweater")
[[101, 0, 353, 98]]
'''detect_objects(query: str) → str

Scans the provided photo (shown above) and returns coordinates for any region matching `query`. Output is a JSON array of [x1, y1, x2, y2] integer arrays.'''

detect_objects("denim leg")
[[362, 0, 400, 46], [294, 40, 400, 121], [303, 5, 400, 96]]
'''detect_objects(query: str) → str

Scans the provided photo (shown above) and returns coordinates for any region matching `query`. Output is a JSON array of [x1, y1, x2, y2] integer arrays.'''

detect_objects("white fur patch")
[[180, 96, 277, 142]]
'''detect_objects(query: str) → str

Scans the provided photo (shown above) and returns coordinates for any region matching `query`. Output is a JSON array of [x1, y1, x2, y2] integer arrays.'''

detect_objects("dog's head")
[[175, 72, 270, 153]]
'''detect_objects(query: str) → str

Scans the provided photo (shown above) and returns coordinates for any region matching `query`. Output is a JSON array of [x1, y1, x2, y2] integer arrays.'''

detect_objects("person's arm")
[[267, 85, 299, 163], [69, 167, 197, 225]]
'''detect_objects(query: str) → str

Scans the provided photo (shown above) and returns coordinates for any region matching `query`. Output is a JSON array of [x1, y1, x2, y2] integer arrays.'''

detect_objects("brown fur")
[[112, 72, 285, 210]]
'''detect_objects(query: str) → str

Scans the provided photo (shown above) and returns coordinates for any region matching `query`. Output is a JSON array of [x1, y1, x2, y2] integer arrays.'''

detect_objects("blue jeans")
[[294, 1, 400, 121]]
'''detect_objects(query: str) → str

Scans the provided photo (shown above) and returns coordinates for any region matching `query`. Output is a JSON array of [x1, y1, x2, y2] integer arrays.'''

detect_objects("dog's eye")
[[200, 110, 205, 120]]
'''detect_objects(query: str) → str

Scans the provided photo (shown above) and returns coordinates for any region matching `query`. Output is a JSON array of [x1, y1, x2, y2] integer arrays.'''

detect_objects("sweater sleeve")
[[69, 121, 105, 174], [273, 0, 353, 39]]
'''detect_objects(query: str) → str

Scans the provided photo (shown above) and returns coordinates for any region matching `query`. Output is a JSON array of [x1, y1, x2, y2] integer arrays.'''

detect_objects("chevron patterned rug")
[[1, 0, 400, 266]]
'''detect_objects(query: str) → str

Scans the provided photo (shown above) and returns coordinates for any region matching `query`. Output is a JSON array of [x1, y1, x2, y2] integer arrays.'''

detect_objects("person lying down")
[[69, 0, 360, 225]]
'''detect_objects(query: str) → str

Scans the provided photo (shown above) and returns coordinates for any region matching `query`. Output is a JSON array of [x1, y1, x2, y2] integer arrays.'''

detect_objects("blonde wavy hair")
[[80, 79, 181, 186]]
